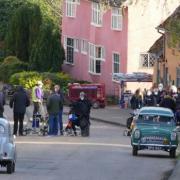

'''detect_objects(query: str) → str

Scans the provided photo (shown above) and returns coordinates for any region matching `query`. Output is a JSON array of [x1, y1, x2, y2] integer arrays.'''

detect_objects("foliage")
[[29, 23, 64, 72], [5, 3, 42, 62], [0, 56, 28, 82], [0, 0, 25, 41], [106, 95, 119, 105], [167, 19, 180, 48], [10, 71, 73, 92]]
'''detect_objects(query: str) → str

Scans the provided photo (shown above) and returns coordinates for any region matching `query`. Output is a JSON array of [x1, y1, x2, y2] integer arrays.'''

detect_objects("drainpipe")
[[156, 27, 166, 85]]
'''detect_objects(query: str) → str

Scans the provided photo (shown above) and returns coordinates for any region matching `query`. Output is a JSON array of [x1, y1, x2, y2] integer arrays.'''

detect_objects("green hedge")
[[10, 71, 73, 92], [0, 56, 28, 82]]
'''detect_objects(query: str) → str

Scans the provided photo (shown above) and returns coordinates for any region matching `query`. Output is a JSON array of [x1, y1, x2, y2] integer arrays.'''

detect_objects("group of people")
[[130, 83, 180, 123], [0, 81, 92, 137]]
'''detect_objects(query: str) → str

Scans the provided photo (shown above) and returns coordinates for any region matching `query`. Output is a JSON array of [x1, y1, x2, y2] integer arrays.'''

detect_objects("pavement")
[[3, 104, 180, 180]]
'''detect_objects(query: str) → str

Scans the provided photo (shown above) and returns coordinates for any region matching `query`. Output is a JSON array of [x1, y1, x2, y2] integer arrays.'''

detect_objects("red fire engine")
[[68, 83, 106, 108]]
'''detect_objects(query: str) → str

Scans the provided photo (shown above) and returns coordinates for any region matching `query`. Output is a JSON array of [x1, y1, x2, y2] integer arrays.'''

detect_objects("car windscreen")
[[137, 114, 174, 125]]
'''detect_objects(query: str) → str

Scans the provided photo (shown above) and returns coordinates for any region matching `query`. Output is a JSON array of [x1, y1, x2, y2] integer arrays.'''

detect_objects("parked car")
[[0, 118, 16, 173], [131, 107, 178, 158]]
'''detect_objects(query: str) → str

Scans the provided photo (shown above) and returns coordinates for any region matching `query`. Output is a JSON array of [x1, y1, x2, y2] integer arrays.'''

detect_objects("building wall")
[[61, 0, 128, 95], [127, 0, 180, 92], [162, 46, 180, 86]]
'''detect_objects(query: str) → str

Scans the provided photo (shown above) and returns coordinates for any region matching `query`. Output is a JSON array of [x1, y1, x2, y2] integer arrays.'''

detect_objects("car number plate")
[[147, 146, 162, 150]]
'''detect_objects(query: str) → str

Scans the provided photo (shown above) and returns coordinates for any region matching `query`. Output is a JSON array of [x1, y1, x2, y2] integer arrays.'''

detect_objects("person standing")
[[32, 81, 44, 115], [10, 86, 30, 136], [72, 92, 92, 137], [130, 89, 143, 113], [143, 89, 155, 106], [46, 89, 63, 136], [54, 85, 64, 135]]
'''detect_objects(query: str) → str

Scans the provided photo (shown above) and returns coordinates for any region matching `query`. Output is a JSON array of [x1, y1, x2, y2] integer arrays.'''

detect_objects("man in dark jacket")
[[10, 86, 30, 136], [73, 92, 92, 137], [54, 85, 64, 135], [46, 90, 63, 136], [159, 93, 176, 112]]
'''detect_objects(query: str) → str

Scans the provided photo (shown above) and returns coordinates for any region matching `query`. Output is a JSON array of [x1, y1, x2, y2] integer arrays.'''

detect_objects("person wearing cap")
[[32, 81, 44, 115]]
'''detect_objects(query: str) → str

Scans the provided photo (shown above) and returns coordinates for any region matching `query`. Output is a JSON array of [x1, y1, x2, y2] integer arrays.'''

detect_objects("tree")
[[5, 3, 42, 62], [30, 23, 64, 72]]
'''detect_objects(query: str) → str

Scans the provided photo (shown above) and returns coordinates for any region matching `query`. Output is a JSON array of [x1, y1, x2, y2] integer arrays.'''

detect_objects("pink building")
[[61, 0, 128, 96]]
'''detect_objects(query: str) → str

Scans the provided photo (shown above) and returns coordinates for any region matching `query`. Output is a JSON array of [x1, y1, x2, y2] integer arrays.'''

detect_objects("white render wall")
[[127, 0, 180, 92]]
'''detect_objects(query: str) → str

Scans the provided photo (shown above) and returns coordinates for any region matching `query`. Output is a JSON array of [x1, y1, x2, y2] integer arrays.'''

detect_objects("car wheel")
[[7, 162, 13, 174], [132, 146, 138, 156], [93, 102, 99, 109], [12, 162, 15, 173], [170, 149, 176, 158]]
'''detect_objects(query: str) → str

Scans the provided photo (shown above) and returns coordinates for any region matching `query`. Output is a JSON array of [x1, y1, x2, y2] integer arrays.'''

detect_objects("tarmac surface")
[[3, 104, 180, 180]]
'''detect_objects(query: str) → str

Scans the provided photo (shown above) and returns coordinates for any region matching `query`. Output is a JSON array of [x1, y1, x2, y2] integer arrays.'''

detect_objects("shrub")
[[10, 71, 41, 89], [10, 71, 73, 92], [0, 56, 28, 82]]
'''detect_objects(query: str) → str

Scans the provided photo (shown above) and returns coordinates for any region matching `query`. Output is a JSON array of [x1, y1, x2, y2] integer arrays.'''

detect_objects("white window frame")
[[63, 35, 67, 49], [66, 0, 77, 17], [113, 52, 120, 73], [81, 39, 88, 55], [74, 39, 79, 52], [66, 37, 74, 64], [111, 7, 122, 31], [89, 43, 105, 74], [139, 53, 155, 68], [91, 2, 102, 27]]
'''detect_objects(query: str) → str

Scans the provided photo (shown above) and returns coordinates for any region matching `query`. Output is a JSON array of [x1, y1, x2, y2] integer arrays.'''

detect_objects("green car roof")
[[139, 107, 174, 117]]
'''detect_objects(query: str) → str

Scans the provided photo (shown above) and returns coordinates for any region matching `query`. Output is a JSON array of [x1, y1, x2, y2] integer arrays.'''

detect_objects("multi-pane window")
[[66, 38, 74, 64], [91, 2, 102, 26], [113, 53, 120, 73], [89, 43, 105, 74], [111, 7, 122, 30], [66, 0, 77, 17], [81, 40, 88, 54], [140, 53, 155, 68]]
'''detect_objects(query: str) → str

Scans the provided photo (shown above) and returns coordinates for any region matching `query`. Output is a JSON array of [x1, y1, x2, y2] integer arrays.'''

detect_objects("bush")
[[10, 71, 73, 92], [106, 95, 119, 105], [10, 71, 41, 89], [0, 56, 28, 82]]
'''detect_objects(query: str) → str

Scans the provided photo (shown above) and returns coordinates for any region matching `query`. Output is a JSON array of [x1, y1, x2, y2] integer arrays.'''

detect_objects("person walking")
[[9, 86, 30, 136], [54, 85, 64, 135], [46, 88, 63, 136], [72, 92, 92, 137], [32, 81, 44, 115]]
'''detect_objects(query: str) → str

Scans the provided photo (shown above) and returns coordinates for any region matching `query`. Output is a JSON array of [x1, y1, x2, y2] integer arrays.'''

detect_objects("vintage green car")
[[131, 107, 178, 158]]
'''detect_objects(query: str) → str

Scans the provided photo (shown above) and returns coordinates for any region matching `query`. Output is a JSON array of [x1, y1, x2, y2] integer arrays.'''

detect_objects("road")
[[0, 116, 176, 180]]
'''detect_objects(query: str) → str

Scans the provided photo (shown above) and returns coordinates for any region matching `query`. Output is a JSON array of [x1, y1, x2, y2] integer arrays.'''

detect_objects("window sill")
[[64, 61, 75, 66], [111, 28, 122, 31], [91, 23, 102, 28], [89, 71, 101, 76], [81, 51, 88, 55]]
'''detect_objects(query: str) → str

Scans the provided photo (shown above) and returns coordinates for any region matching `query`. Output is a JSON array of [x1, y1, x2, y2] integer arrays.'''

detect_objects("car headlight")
[[134, 129, 141, 139], [171, 132, 177, 141]]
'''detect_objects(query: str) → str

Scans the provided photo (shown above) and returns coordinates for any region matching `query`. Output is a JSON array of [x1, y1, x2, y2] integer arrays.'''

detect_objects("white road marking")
[[15, 141, 131, 148]]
